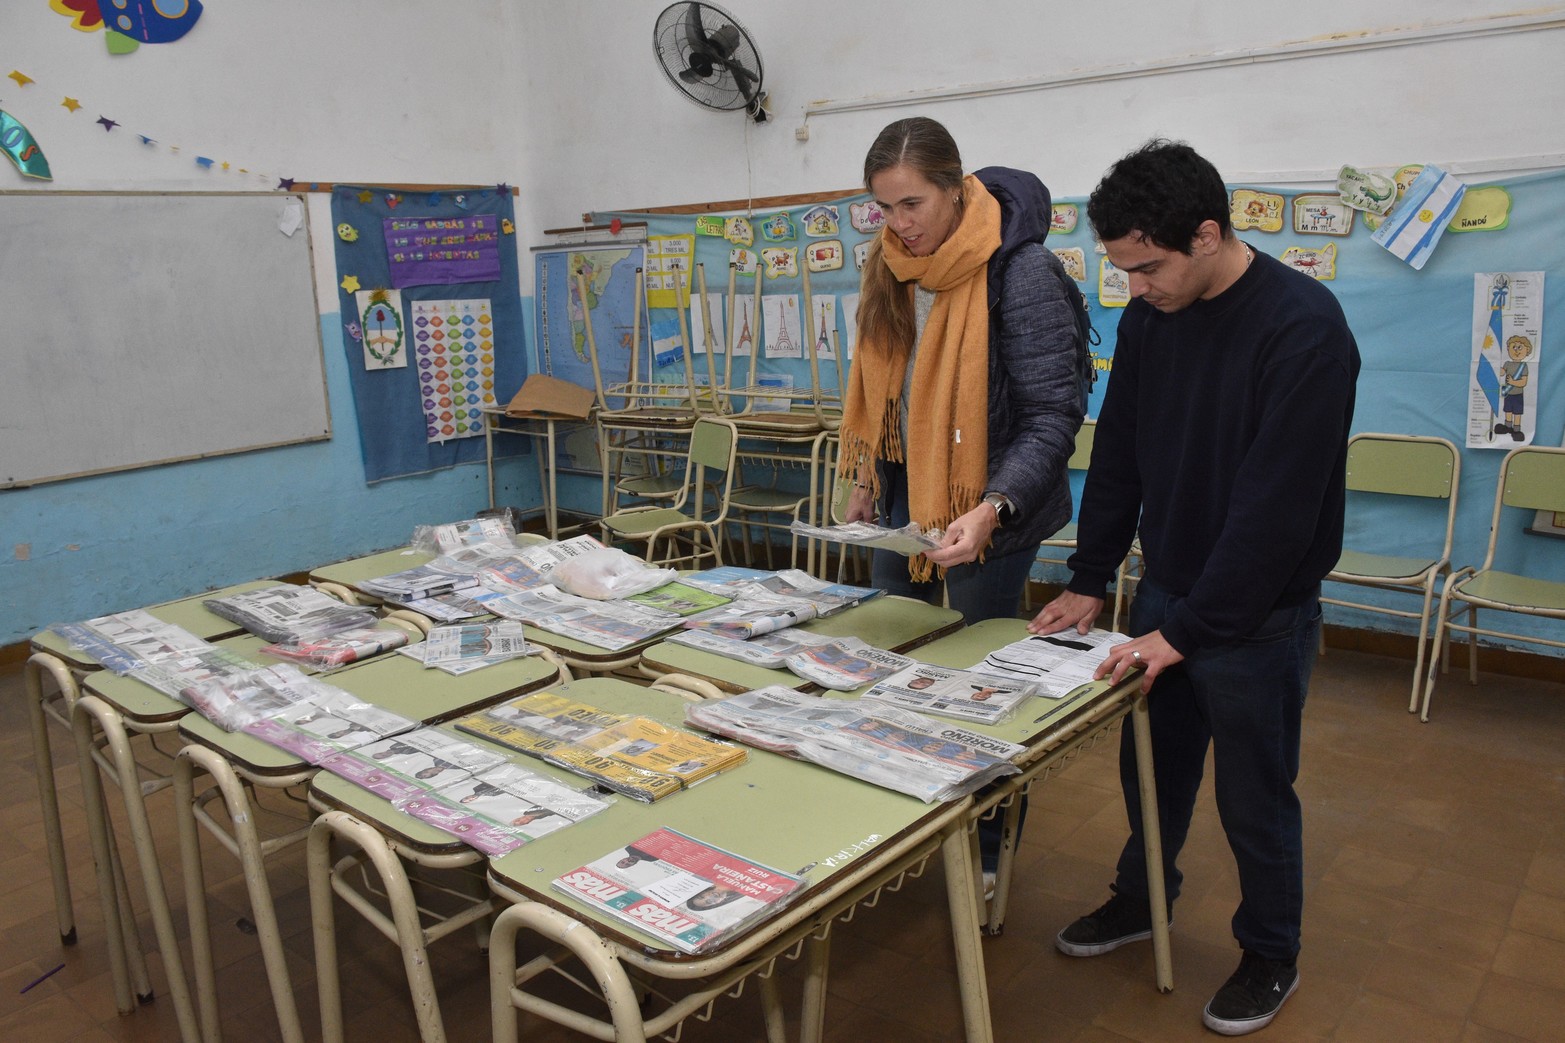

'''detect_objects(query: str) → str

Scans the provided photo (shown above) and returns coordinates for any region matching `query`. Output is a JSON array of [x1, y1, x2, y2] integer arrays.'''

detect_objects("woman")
[[840, 116, 1084, 622]]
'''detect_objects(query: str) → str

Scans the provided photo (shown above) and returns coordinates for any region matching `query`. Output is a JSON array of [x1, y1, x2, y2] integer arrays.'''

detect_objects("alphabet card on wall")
[[411, 298, 497, 443]]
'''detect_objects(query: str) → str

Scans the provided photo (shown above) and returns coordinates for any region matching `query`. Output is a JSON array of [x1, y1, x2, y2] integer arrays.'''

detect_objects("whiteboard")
[[0, 192, 330, 488]]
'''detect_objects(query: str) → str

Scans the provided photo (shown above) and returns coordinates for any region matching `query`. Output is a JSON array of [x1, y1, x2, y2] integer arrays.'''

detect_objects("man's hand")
[[1095, 629, 1183, 694], [924, 501, 1000, 568], [1028, 590, 1104, 636]]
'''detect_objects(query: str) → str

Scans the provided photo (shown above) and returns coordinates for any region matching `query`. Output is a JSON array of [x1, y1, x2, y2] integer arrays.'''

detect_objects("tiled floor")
[[2, 643, 1562, 1042]]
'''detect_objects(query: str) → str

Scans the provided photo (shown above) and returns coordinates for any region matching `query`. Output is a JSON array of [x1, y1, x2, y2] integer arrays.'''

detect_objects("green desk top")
[[29, 579, 283, 670], [309, 545, 688, 665], [637, 594, 964, 693], [865, 618, 1132, 754], [313, 677, 964, 959], [177, 647, 560, 777]]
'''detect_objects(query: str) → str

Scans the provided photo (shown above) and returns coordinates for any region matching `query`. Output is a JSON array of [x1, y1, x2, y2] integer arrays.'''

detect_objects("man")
[[1029, 140, 1359, 1036]]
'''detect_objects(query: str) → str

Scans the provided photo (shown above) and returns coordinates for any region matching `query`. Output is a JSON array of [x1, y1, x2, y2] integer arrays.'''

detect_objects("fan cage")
[[653, 2, 765, 118]]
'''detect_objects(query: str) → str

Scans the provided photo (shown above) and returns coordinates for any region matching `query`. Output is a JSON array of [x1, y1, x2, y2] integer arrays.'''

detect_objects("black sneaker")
[[1202, 950, 1299, 1036], [1054, 893, 1168, 957]]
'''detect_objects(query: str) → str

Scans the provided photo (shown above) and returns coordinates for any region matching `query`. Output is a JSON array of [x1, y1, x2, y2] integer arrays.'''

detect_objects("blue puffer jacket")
[[969, 166, 1086, 557]]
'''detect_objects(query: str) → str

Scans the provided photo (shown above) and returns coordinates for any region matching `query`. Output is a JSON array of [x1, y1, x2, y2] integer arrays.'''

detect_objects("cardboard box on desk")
[[505, 374, 595, 419]]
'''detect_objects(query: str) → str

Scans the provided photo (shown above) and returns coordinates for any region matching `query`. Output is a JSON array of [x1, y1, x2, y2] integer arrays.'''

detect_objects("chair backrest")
[[1343, 433, 1461, 563], [1501, 445, 1565, 511], [1346, 433, 1458, 499], [1067, 420, 1096, 471], [1477, 444, 1565, 570], [685, 417, 739, 521]]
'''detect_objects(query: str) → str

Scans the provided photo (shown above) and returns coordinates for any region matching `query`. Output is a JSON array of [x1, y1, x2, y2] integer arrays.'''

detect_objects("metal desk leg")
[[72, 695, 202, 1041], [1130, 692, 1174, 993], [941, 817, 994, 1042], [799, 929, 831, 1043], [539, 419, 557, 538], [489, 902, 650, 1043], [485, 410, 498, 510], [175, 745, 310, 1043], [25, 652, 81, 945]]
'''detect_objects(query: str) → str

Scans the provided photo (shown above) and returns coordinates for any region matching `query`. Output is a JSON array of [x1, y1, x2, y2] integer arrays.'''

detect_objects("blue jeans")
[[869, 463, 1034, 624], [1112, 576, 1318, 961]]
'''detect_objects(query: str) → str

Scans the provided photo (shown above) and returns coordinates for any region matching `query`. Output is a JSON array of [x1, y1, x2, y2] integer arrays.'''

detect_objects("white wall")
[[510, 0, 1565, 285], [3, 0, 1562, 645]]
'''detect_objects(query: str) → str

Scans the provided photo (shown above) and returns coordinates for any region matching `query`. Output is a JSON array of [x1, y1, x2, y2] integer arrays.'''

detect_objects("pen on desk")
[[20, 963, 65, 994], [1035, 682, 1096, 722]]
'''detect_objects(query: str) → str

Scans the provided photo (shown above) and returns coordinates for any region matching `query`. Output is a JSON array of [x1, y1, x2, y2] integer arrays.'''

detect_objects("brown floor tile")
[[2, 644, 1562, 1041]]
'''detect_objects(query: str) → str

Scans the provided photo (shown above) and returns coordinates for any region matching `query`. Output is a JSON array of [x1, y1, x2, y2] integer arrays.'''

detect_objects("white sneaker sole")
[[1054, 924, 1156, 958]]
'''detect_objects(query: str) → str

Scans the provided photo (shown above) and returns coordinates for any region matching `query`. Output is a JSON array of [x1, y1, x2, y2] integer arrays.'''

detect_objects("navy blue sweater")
[[1066, 249, 1360, 653]]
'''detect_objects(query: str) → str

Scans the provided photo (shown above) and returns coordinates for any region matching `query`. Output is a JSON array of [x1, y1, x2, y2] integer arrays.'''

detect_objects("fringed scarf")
[[839, 174, 1001, 581]]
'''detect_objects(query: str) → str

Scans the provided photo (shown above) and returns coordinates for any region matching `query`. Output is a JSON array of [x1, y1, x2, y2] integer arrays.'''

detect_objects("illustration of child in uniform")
[[1496, 334, 1533, 441]]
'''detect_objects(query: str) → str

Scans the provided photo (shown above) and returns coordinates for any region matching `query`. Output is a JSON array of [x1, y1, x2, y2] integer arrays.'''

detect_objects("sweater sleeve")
[[986, 245, 1084, 521], [1065, 307, 1144, 599]]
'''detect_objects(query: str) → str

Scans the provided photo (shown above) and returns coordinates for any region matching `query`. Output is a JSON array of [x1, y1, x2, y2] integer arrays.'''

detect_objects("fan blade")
[[684, 4, 708, 53]]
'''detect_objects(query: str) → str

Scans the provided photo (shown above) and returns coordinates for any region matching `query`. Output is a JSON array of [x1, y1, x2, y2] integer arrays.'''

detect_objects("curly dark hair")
[[1086, 139, 1231, 254]]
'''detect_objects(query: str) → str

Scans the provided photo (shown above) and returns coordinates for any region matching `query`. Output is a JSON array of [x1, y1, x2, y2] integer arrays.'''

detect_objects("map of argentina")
[[534, 245, 645, 392]]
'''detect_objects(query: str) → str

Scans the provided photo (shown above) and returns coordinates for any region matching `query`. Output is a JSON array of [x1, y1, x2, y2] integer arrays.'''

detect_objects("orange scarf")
[[839, 174, 1000, 580]]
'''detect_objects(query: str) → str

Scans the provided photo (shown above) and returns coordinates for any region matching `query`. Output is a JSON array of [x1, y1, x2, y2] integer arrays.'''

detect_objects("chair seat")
[[617, 473, 686, 497], [602, 508, 698, 538], [1330, 550, 1441, 585], [1039, 522, 1077, 547], [599, 407, 697, 428], [731, 412, 826, 435], [1450, 569, 1565, 614], [730, 487, 809, 511]]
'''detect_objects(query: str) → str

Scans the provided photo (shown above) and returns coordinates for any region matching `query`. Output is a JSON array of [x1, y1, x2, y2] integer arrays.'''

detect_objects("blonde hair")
[[858, 117, 964, 353]]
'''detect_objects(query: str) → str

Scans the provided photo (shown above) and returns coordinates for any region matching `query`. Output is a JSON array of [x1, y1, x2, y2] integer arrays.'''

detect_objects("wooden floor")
[[1, 641, 1562, 1042]]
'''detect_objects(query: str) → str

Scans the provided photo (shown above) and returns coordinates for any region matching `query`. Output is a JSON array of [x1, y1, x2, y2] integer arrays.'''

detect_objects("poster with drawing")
[[689, 293, 725, 354], [1468, 271, 1544, 449], [762, 294, 802, 358]]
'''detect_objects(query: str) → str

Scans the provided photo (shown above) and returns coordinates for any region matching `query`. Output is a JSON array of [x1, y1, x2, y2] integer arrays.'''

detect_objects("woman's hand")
[[844, 485, 877, 523], [923, 501, 999, 568]]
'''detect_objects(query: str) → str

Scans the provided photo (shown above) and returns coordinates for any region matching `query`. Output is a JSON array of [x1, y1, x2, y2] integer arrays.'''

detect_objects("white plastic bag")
[[550, 547, 676, 600]]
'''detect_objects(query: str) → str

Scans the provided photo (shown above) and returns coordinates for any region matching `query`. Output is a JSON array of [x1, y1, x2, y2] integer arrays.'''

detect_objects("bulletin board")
[[0, 191, 329, 488], [330, 184, 530, 483]]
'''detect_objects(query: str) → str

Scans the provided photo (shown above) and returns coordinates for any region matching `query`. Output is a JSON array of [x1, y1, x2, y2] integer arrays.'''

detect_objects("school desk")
[[170, 644, 563, 1043], [635, 592, 964, 697], [829, 617, 1172, 987], [481, 405, 598, 540], [308, 543, 667, 676], [24, 580, 280, 980], [301, 676, 979, 1043]]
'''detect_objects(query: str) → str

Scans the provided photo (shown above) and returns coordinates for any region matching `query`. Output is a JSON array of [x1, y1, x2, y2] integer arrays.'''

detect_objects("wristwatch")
[[981, 491, 1015, 527]]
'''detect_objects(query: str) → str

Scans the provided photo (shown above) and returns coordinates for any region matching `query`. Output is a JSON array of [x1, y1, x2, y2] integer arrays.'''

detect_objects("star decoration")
[[495, 182, 510, 196], [221, 162, 230, 171], [139, 135, 156, 146], [7, 71, 34, 88], [277, 177, 295, 190], [340, 275, 361, 294], [61, 97, 81, 112], [96, 116, 119, 132], [195, 157, 214, 169], [357, 190, 373, 204]]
